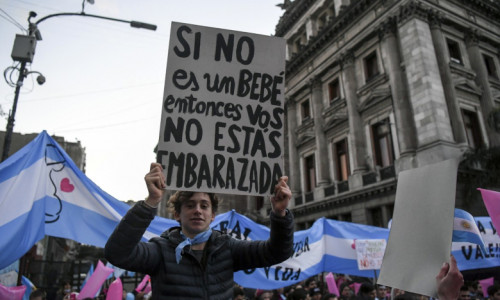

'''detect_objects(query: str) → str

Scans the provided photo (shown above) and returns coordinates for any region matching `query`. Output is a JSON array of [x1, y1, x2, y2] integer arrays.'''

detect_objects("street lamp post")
[[0, 2, 157, 286], [1, 2, 156, 162]]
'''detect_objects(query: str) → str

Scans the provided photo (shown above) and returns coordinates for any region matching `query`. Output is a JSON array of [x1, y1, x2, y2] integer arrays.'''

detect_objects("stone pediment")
[[295, 118, 315, 146], [322, 98, 348, 130], [358, 87, 392, 112], [454, 78, 482, 96], [296, 132, 316, 146]]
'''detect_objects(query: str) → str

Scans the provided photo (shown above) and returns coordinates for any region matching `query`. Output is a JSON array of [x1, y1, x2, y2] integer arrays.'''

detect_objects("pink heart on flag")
[[60, 178, 75, 192]]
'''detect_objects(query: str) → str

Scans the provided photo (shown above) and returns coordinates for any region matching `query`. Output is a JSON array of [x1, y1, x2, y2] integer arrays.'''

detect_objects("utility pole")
[[0, 1, 157, 286], [2, 2, 156, 162]]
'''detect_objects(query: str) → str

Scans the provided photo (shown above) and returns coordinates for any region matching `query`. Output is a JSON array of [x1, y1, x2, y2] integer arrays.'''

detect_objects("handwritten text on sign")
[[157, 22, 286, 196], [355, 239, 387, 270]]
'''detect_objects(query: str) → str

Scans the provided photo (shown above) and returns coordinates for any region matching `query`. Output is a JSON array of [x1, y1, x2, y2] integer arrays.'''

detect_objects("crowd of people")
[[230, 275, 500, 300], [26, 272, 499, 300], [21, 162, 499, 299]]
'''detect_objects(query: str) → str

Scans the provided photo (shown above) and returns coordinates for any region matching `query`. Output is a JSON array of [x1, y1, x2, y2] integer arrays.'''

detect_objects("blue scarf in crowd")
[[175, 229, 212, 264]]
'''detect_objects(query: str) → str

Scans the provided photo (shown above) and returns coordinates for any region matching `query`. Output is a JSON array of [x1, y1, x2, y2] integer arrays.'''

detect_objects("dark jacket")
[[104, 201, 294, 300]]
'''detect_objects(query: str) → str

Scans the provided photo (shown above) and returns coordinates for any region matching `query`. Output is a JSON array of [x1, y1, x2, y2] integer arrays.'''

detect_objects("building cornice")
[[275, 0, 317, 37], [282, 0, 500, 80], [291, 179, 397, 217]]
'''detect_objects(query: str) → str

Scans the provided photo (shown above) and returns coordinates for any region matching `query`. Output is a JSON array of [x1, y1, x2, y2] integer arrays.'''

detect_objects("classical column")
[[379, 17, 418, 159], [397, 8, 455, 150], [286, 98, 301, 195], [465, 29, 500, 147], [428, 12, 468, 146], [341, 51, 367, 174], [310, 76, 331, 187]]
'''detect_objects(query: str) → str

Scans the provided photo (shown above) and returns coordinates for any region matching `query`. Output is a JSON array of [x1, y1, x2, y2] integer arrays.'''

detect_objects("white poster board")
[[157, 22, 286, 196], [378, 159, 459, 297], [355, 239, 386, 270]]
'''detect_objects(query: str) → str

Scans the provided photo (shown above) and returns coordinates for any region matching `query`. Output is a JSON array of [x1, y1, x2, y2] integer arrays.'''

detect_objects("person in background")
[[29, 289, 46, 300], [473, 281, 485, 300], [271, 287, 286, 300], [357, 283, 376, 300], [233, 285, 246, 300], [339, 282, 354, 300], [460, 285, 472, 300], [322, 293, 339, 300], [487, 285, 500, 300], [306, 277, 318, 293], [257, 290, 273, 300], [291, 285, 310, 300], [105, 163, 294, 299], [310, 287, 322, 300], [376, 285, 388, 300]]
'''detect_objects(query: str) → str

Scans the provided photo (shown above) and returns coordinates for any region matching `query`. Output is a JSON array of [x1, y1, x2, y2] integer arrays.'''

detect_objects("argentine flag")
[[0, 131, 178, 270], [452, 208, 487, 254]]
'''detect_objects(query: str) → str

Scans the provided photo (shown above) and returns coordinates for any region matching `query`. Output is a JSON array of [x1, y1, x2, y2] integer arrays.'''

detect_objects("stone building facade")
[[275, 0, 500, 229]]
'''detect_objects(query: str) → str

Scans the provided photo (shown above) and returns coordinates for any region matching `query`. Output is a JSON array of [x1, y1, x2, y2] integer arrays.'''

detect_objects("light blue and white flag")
[[452, 215, 499, 270], [0, 131, 178, 269], [209, 211, 391, 290], [1, 132, 498, 289], [453, 208, 488, 254]]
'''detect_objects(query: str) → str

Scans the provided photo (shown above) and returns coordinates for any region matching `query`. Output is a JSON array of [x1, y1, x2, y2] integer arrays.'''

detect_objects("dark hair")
[[394, 293, 421, 300], [30, 289, 46, 300], [322, 294, 338, 300], [233, 286, 245, 297], [359, 283, 375, 295], [487, 284, 500, 297], [167, 191, 219, 214], [291, 288, 308, 300], [306, 277, 317, 286]]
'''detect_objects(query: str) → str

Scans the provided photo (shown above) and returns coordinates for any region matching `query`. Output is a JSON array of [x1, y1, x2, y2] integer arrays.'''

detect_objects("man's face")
[[175, 193, 215, 238], [459, 290, 471, 300], [377, 287, 387, 299], [260, 292, 272, 300], [367, 289, 377, 299], [342, 286, 352, 297], [308, 280, 317, 290]]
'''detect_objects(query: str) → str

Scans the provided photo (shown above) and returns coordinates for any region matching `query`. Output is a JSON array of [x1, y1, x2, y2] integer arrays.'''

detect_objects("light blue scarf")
[[175, 229, 212, 264]]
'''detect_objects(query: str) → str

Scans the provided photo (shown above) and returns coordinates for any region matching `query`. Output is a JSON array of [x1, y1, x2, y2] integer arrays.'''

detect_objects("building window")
[[304, 154, 316, 192], [371, 119, 395, 168], [256, 196, 264, 211], [462, 109, 484, 149], [301, 99, 311, 121], [446, 39, 463, 65], [293, 30, 307, 54], [364, 51, 379, 82], [340, 212, 352, 223], [369, 207, 384, 227], [483, 54, 499, 79], [328, 78, 340, 102], [334, 138, 350, 181]]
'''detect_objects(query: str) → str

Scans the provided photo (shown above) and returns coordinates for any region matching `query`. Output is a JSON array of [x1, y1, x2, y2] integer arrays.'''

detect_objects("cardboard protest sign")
[[157, 22, 286, 196], [355, 239, 386, 270]]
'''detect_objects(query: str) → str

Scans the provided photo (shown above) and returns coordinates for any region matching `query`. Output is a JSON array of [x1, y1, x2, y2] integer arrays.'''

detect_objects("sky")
[[0, 0, 285, 201]]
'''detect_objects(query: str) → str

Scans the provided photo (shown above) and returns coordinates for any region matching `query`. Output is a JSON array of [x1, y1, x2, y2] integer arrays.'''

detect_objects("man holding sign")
[[106, 22, 293, 299], [105, 163, 294, 299]]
